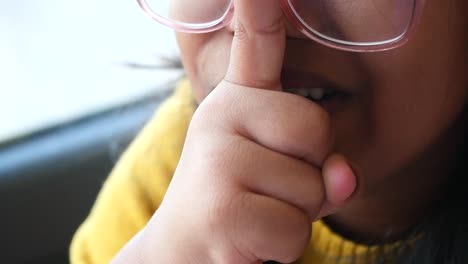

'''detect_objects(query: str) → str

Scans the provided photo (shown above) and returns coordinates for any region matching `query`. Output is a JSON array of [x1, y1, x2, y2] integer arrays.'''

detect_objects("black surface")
[[0, 93, 166, 264]]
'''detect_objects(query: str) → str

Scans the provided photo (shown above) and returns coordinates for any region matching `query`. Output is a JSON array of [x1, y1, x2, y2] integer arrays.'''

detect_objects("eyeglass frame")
[[136, 0, 426, 52]]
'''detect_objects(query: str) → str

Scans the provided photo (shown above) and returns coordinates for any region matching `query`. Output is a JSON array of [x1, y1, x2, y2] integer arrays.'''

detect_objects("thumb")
[[224, 0, 285, 90], [316, 154, 357, 220]]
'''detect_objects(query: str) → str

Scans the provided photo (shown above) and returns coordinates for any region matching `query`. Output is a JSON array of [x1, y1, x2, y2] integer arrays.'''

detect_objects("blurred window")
[[0, 0, 182, 142]]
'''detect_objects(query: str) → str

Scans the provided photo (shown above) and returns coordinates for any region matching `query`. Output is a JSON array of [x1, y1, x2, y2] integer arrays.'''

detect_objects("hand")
[[112, 0, 356, 263]]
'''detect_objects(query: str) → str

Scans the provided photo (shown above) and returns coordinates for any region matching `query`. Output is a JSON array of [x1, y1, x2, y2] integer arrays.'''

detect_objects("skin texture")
[[177, 0, 468, 241], [112, 0, 467, 263]]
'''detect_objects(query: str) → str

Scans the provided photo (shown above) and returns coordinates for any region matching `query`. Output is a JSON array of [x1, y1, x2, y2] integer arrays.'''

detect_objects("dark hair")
[[394, 108, 468, 264], [394, 0, 468, 259], [122, 54, 184, 71]]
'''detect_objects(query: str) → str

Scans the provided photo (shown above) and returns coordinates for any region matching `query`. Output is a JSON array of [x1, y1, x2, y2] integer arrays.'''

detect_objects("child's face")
[[176, 0, 467, 195]]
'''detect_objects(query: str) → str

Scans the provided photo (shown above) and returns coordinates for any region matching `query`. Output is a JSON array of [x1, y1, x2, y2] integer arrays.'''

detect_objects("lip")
[[280, 68, 354, 114]]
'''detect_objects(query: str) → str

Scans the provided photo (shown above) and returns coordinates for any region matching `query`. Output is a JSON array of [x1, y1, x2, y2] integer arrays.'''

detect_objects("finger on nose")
[[224, 0, 286, 90]]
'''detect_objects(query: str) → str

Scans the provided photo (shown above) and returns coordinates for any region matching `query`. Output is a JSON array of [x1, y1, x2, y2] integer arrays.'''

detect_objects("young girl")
[[70, 0, 468, 263]]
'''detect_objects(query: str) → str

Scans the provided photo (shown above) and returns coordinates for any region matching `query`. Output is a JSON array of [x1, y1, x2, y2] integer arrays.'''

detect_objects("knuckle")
[[232, 193, 259, 261], [206, 191, 255, 262], [207, 195, 228, 230], [279, 212, 311, 263], [190, 100, 231, 139], [192, 95, 220, 124], [234, 17, 284, 42], [304, 190, 325, 219], [207, 191, 238, 237], [233, 20, 249, 42], [203, 137, 241, 175], [192, 84, 239, 130], [256, 17, 284, 36]]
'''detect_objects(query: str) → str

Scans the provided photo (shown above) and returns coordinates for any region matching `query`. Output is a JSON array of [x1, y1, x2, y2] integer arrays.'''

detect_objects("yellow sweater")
[[70, 80, 399, 264]]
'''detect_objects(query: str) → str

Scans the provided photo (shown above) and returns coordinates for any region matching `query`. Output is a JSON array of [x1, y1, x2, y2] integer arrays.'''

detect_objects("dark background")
[[0, 94, 166, 264]]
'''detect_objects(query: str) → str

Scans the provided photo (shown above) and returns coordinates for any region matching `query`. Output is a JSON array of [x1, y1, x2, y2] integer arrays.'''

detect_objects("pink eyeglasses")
[[136, 0, 426, 52]]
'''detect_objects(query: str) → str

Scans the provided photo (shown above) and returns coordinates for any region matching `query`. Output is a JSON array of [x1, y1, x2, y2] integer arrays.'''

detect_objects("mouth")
[[281, 68, 353, 114]]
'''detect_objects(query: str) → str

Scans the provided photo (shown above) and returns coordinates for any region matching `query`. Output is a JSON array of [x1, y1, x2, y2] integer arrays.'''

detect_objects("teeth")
[[308, 88, 325, 100], [285, 87, 326, 100], [295, 88, 309, 97]]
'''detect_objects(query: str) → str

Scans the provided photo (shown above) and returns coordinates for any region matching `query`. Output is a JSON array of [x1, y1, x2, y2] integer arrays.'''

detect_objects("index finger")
[[224, 0, 285, 90]]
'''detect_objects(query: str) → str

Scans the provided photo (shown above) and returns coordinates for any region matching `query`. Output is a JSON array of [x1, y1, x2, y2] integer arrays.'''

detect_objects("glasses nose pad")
[[283, 17, 308, 39], [279, 2, 310, 40], [225, 14, 237, 33]]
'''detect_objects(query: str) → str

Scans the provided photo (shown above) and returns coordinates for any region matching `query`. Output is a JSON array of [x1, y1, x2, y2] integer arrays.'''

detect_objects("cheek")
[[344, 45, 467, 192], [337, 0, 468, 190], [367, 69, 466, 177], [176, 31, 232, 103]]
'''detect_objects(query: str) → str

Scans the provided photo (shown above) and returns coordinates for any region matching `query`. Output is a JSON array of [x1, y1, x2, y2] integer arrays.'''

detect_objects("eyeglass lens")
[[291, 0, 415, 44], [145, 0, 415, 44], [146, 0, 233, 25]]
